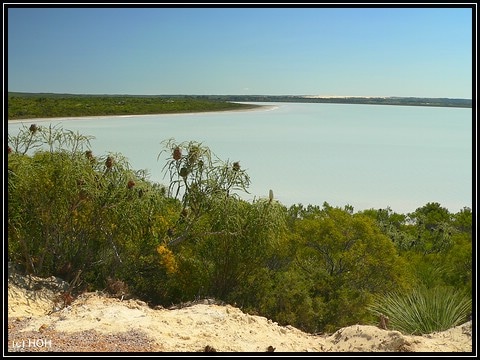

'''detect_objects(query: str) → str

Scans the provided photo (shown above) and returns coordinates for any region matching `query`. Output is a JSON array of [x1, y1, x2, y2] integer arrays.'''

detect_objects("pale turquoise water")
[[8, 102, 472, 214]]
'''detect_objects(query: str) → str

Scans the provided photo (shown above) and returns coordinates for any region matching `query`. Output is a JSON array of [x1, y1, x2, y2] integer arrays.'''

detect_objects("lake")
[[7, 102, 472, 215]]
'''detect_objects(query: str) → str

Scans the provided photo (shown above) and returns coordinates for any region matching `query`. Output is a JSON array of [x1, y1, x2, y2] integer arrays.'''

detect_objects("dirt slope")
[[6, 264, 473, 354]]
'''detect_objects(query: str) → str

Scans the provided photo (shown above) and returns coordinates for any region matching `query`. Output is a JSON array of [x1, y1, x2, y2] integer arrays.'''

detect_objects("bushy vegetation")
[[368, 286, 472, 335], [7, 93, 261, 120], [7, 124, 472, 335]]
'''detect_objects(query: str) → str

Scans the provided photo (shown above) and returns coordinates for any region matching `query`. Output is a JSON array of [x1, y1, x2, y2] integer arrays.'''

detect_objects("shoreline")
[[7, 104, 278, 124]]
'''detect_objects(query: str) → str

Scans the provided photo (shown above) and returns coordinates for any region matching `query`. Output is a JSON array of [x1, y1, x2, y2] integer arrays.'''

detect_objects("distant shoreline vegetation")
[[205, 94, 472, 108], [7, 92, 471, 120], [7, 93, 263, 121]]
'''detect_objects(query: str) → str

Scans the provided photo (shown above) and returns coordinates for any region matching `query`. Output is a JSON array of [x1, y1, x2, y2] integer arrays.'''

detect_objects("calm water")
[[8, 102, 472, 214]]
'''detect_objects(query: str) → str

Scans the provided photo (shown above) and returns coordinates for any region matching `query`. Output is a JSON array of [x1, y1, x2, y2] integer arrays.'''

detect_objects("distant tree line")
[[7, 92, 471, 122], [196, 95, 472, 108], [7, 93, 262, 120]]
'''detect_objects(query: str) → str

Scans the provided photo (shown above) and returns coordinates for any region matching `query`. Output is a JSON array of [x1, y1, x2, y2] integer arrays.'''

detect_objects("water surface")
[[8, 102, 472, 214]]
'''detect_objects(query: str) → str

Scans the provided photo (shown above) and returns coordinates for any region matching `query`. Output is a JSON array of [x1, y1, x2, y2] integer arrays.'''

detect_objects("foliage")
[[7, 124, 176, 295], [359, 207, 415, 250], [401, 232, 473, 294], [7, 94, 261, 120], [442, 233, 472, 294], [360, 204, 472, 297], [452, 206, 472, 234], [154, 139, 287, 303], [159, 139, 250, 223], [405, 202, 455, 254], [8, 123, 94, 156], [368, 286, 472, 335], [288, 204, 413, 332], [252, 269, 327, 333], [7, 124, 472, 334]]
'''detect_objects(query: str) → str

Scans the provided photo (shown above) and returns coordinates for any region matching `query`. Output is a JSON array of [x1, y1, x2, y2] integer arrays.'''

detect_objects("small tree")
[[292, 204, 411, 332], [156, 139, 287, 303], [158, 138, 251, 247]]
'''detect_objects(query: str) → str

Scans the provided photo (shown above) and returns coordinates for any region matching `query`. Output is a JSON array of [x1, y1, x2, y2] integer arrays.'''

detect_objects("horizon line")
[[7, 91, 472, 100]]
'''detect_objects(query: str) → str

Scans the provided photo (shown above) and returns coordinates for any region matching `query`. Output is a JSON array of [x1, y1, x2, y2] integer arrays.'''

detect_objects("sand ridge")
[[6, 265, 473, 353]]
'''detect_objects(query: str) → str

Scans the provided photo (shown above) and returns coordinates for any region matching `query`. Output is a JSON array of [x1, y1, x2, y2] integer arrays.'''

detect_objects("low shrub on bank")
[[368, 286, 472, 335]]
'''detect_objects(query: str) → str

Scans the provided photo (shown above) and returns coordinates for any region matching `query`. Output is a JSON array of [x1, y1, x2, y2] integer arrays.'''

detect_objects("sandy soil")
[[6, 264, 473, 354]]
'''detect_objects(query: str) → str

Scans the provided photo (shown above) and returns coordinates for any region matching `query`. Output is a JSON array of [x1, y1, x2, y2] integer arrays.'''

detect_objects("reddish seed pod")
[[127, 180, 135, 189], [105, 156, 114, 169], [173, 146, 182, 160]]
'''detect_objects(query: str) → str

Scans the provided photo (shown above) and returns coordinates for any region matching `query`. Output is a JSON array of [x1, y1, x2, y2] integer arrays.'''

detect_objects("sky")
[[5, 5, 474, 98]]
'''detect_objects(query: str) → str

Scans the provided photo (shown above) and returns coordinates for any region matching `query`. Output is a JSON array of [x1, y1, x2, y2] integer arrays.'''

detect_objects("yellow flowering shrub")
[[156, 244, 178, 274]]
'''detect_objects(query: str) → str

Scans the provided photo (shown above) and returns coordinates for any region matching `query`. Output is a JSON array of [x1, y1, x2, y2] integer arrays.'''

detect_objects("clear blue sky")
[[6, 6, 473, 98]]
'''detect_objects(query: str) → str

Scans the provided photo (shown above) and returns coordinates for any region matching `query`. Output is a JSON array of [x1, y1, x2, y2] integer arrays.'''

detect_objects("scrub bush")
[[368, 286, 472, 334]]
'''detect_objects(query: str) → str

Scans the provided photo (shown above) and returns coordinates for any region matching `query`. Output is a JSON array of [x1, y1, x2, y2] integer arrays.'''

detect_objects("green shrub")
[[7, 124, 175, 296], [291, 205, 412, 332], [154, 139, 288, 304], [368, 286, 472, 335]]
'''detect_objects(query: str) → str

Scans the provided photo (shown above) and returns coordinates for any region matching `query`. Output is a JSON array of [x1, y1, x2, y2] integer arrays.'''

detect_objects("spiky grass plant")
[[368, 286, 471, 335]]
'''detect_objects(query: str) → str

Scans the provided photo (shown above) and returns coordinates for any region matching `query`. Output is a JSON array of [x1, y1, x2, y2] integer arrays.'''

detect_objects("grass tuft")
[[368, 286, 471, 335]]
